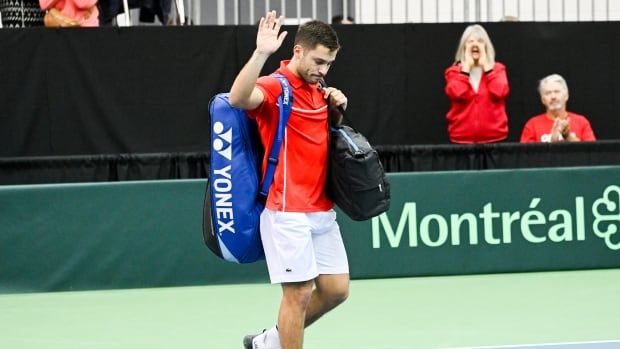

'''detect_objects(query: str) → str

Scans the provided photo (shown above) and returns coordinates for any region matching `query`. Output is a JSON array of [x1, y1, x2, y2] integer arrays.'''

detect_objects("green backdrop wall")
[[0, 180, 268, 293], [1, 167, 619, 293]]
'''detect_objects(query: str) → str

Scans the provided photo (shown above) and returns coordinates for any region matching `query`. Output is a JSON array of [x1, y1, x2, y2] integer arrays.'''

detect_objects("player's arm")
[[229, 11, 287, 110]]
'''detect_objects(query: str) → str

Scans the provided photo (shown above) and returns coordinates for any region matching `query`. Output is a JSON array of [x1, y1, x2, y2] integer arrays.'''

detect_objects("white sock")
[[263, 326, 280, 348], [252, 326, 280, 349]]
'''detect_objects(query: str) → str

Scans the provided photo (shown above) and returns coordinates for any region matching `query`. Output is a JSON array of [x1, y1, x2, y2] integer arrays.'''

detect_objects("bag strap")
[[258, 74, 293, 201], [319, 79, 352, 130]]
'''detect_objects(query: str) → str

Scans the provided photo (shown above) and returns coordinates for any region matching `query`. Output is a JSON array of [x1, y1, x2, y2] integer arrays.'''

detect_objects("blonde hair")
[[454, 24, 496, 65], [538, 74, 569, 95]]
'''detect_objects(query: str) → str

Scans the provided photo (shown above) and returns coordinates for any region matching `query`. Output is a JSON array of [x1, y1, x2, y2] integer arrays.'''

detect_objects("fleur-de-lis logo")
[[592, 185, 620, 250]]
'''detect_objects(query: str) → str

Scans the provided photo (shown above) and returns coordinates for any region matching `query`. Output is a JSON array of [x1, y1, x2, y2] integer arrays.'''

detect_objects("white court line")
[[445, 339, 620, 349]]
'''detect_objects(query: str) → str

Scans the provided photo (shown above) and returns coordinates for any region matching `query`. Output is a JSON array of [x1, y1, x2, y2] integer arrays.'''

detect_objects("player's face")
[[296, 44, 338, 84]]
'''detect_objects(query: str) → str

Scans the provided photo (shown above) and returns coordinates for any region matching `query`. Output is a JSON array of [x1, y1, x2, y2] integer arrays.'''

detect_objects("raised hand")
[[462, 49, 474, 73], [256, 11, 288, 56], [478, 45, 493, 71]]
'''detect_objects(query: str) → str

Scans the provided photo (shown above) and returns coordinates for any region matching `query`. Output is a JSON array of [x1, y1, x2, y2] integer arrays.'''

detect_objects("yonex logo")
[[282, 85, 290, 105], [212, 120, 235, 235], [212, 164, 235, 235], [212, 121, 232, 160]]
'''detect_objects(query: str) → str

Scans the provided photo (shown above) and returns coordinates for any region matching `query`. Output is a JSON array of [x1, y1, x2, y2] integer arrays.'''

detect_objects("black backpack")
[[326, 121, 390, 221]]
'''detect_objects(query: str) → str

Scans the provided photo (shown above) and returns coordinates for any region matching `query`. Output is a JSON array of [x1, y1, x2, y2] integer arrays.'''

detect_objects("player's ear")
[[293, 44, 304, 59]]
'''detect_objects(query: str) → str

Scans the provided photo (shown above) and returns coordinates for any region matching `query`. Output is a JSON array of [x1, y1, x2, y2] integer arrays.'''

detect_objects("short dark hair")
[[294, 20, 340, 52]]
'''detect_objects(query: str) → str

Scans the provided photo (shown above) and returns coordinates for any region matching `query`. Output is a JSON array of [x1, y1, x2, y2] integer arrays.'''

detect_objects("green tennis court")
[[1, 268, 618, 349]]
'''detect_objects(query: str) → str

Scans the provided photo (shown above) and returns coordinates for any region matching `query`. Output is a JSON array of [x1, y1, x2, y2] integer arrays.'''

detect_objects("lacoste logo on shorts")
[[285, 268, 292, 272]]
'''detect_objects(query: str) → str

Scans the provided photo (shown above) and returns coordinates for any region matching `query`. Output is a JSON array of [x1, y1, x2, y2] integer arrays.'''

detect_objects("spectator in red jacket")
[[444, 24, 509, 143], [521, 74, 596, 143]]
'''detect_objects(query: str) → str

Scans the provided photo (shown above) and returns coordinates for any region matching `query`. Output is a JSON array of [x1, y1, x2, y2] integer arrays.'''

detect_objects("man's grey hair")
[[454, 24, 496, 65], [538, 74, 569, 95]]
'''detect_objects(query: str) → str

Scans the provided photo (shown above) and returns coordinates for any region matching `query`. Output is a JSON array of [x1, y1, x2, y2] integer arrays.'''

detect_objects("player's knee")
[[325, 282, 349, 306], [283, 281, 313, 308], [336, 286, 350, 305]]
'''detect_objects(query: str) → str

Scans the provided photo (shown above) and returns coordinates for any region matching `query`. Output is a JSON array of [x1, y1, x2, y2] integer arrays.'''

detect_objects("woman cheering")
[[444, 24, 509, 143]]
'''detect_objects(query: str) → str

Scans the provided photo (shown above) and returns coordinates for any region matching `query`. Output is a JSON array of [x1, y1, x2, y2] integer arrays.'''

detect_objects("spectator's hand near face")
[[478, 44, 493, 72], [461, 47, 474, 73]]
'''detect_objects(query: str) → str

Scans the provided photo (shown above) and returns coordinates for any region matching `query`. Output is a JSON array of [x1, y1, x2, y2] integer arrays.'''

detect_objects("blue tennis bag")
[[203, 75, 292, 263]]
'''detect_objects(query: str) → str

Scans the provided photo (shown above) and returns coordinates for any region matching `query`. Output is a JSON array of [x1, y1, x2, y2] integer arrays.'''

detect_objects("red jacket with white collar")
[[444, 62, 510, 143]]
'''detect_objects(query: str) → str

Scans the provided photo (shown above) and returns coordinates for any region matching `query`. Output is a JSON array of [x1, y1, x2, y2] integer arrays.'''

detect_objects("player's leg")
[[277, 280, 314, 349], [304, 209, 350, 327], [304, 273, 349, 327], [246, 209, 319, 348]]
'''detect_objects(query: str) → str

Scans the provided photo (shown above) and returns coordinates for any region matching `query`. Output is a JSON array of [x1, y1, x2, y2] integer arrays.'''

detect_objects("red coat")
[[444, 62, 510, 143]]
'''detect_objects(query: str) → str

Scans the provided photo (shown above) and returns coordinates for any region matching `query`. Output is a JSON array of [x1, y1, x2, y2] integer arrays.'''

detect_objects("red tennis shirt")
[[247, 60, 333, 212]]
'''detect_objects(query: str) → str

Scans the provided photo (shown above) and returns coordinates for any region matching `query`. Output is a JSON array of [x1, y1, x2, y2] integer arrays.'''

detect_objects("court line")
[[445, 339, 620, 349]]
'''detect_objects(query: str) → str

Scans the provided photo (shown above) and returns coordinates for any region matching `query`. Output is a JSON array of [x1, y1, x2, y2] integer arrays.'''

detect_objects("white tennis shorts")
[[259, 208, 349, 284]]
